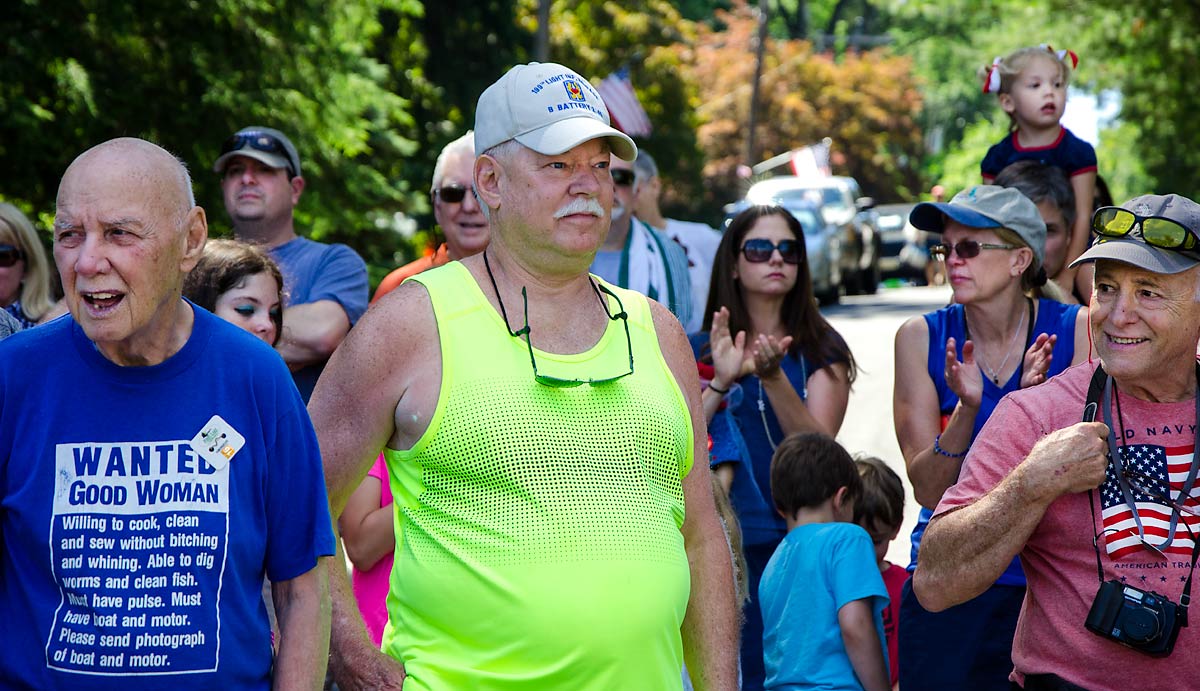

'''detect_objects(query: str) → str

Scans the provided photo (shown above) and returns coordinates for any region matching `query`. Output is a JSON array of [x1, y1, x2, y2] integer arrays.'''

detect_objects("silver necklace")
[[757, 378, 778, 451], [974, 303, 1027, 385]]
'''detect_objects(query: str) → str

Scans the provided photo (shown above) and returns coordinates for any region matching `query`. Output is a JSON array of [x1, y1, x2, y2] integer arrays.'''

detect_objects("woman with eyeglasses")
[[0, 203, 56, 328], [691, 204, 857, 689], [892, 186, 1089, 691]]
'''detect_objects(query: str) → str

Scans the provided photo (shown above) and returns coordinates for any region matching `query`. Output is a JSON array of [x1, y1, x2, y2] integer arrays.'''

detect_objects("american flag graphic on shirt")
[[1100, 443, 1200, 559]]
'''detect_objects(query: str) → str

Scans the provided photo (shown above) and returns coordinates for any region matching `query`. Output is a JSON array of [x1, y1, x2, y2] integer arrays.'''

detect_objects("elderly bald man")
[[0, 138, 334, 690]]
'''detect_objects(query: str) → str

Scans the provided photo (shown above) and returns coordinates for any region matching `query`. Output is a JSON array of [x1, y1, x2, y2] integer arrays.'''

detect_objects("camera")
[[1084, 579, 1183, 657]]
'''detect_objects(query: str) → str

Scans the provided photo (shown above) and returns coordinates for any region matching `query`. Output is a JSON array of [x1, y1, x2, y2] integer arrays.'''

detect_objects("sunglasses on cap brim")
[[1092, 206, 1200, 252], [220, 132, 296, 177]]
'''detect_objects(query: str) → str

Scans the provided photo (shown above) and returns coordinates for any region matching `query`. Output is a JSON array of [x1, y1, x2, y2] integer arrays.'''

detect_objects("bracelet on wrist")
[[707, 382, 730, 395], [933, 434, 968, 458]]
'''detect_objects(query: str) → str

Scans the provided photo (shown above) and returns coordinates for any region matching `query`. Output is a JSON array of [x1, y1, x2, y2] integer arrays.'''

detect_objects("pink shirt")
[[351, 454, 395, 647], [935, 362, 1200, 689]]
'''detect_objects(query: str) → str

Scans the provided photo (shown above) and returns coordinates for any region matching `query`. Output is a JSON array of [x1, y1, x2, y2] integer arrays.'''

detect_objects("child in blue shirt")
[[760, 433, 890, 691]]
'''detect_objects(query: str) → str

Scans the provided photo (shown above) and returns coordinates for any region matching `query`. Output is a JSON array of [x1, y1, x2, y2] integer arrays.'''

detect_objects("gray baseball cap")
[[474, 62, 636, 161], [213, 126, 301, 178], [1070, 194, 1200, 274], [910, 185, 1047, 267]]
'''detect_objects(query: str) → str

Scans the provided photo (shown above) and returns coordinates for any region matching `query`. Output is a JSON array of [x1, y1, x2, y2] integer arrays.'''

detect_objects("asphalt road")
[[823, 282, 953, 567]]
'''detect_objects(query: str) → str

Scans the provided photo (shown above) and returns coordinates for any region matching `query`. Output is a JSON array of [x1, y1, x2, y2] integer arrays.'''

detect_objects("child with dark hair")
[[854, 456, 907, 689], [761, 433, 889, 691], [183, 238, 284, 346]]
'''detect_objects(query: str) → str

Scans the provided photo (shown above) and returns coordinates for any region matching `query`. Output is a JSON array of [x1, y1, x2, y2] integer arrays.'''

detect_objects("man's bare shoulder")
[[362, 278, 436, 338], [321, 278, 437, 389]]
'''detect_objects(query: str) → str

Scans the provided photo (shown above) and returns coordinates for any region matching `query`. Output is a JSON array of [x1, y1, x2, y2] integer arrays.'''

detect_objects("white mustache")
[[554, 197, 606, 219]]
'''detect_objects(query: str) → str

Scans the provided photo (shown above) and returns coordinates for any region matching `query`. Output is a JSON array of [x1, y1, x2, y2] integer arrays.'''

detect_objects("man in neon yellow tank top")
[[310, 62, 739, 690]]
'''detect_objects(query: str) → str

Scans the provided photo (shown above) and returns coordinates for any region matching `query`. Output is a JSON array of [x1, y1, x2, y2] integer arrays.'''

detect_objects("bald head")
[[53, 137, 209, 366], [59, 138, 195, 227]]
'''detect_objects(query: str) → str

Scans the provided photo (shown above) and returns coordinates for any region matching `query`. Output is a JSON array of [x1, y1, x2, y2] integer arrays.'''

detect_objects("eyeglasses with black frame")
[[741, 238, 801, 265], [220, 131, 296, 177], [1122, 467, 1200, 519], [1092, 206, 1200, 252], [483, 252, 634, 388], [930, 239, 1017, 261], [0, 244, 24, 268], [611, 168, 636, 188], [433, 184, 470, 204]]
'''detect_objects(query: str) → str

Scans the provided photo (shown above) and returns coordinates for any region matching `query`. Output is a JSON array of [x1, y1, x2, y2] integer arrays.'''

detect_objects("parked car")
[[875, 202, 930, 283], [745, 176, 882, 295], [723, 198, 843, 305]]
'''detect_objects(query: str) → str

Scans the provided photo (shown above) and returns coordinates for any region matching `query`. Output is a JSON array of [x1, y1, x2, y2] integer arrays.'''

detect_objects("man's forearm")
[[681, 522, 740, 691], [326, 543, 406, 690], [277, 301, 351, 367], [913, 463, 1049, 611], [272, 563, 331, 691]]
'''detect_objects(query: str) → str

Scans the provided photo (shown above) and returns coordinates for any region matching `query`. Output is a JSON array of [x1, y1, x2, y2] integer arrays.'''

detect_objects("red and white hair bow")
[[1040, 43, 1079, 70], [983, 57, 1002, 94]]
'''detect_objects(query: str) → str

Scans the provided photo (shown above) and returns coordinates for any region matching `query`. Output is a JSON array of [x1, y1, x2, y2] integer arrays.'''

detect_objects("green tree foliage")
[[1047, 0, 1200, 196], [688, 2, 924, 211], [515, 0, 709, 220], [1, 0, 433, 283]]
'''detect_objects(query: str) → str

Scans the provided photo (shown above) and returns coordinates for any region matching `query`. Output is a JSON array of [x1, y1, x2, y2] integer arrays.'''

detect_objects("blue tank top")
[[908, 298, 1080, 586]]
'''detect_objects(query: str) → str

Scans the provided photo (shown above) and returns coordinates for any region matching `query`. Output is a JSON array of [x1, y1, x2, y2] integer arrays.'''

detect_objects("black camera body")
[[1085, 579, 1182, 657]]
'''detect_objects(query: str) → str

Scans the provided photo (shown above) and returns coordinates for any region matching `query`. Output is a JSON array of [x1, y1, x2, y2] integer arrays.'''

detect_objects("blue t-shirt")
[[980, 127, 1097, 181], [907, 298, 1080, 586], [0, 305, 335, 690], [269, 236, 369, 401], [760, 522, 888, 691]]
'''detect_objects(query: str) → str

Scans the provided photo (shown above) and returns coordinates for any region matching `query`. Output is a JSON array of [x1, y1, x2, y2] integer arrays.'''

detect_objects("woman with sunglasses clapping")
[[892, 186, 1090, 691], [690, 204, 857, 689], [0, 203, 56, 328]]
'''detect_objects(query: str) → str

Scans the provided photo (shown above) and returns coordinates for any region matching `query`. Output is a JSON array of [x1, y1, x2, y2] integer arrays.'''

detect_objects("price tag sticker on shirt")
[[189, 415, 245, 470]]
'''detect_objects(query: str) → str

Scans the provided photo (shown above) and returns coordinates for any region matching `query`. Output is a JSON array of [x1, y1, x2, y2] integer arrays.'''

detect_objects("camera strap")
[[1085, 363, 1200, 626]]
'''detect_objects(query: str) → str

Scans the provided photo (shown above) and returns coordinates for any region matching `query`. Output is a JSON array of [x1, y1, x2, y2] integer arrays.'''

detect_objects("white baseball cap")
[[474, 62, 637, 161]]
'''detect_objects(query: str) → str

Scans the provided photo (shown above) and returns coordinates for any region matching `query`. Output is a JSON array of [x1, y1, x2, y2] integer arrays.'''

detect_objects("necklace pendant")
[[993, 375, 1000, 385]]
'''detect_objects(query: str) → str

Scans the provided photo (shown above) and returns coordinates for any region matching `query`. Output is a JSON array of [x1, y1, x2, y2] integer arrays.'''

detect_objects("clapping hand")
[[944, 337, 982, 410], [751, 333, 794, 380], [710, 307, 750, 389], [1019, 333, 1058, 389]]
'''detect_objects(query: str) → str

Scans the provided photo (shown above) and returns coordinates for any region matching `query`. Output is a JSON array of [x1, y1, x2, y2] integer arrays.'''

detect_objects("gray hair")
[[475, 139, 524, 221], [634, 150, 659, 182], [431, 131, 476, 192]]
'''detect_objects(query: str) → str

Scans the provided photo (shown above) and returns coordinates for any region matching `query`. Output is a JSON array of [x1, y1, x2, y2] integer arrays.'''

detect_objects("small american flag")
[[1100, 443, 1200, 559], [597, 68, 652, 138]]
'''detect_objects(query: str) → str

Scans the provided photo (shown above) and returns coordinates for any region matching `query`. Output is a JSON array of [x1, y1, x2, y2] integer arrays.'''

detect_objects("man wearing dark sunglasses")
[[0, 138, 334, 689], [372, 131, 489, 302], [214, 126, 368, 402], [312, 62, 738, 690], [589, 151, 693, 330], [916, 194, 1200, 688]]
